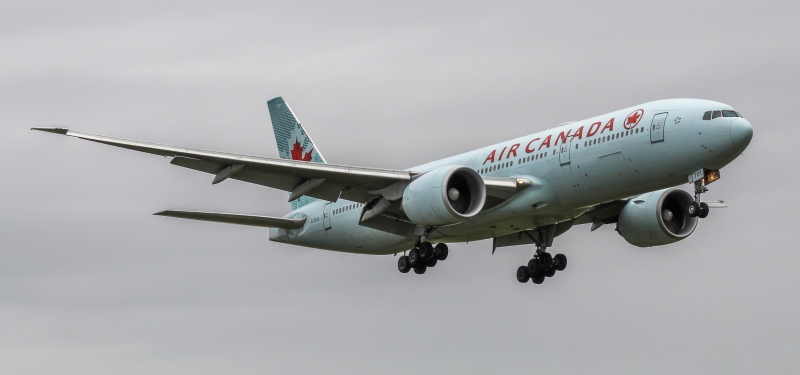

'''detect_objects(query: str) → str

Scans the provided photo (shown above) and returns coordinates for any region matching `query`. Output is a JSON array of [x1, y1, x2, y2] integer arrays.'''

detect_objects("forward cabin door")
[[651, 112, 667, 143], [559, 137, 571, 165], [323, 202, 332, 230]]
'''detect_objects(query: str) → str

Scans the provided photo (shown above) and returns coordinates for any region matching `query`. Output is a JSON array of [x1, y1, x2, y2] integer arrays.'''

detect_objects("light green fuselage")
[[270, 99, 751, 255]]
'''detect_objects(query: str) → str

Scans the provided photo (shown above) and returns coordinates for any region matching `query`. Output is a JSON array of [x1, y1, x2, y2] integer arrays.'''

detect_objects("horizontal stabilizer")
[[31, 127, 69, 134], [154, 210, 306, 229]]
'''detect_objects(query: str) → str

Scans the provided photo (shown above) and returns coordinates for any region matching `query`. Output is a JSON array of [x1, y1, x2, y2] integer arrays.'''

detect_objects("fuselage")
[[269, 99, 753, 255]]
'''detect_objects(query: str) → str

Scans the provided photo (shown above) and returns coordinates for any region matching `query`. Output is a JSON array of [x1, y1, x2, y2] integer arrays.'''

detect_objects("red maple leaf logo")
[[624, 109, 644, 129], [290, 138, 314, 161]]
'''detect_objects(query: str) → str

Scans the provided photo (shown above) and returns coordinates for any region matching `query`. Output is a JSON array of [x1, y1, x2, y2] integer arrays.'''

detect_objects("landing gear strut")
[[398, 241, 449, 275], [689, 180, 710, 219], [516, 225, 567, 285]]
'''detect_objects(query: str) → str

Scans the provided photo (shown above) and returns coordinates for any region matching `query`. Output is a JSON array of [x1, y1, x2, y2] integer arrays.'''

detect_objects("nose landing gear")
[[688, 180, 710, 218]]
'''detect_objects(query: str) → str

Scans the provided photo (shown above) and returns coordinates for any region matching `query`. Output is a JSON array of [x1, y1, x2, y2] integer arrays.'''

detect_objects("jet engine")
[[617, 188, 699, 247], [402, 165, 486, 226]]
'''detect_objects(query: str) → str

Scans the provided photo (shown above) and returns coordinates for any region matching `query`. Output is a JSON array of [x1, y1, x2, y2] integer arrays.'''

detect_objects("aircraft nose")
[[730, 118, 753, 147]]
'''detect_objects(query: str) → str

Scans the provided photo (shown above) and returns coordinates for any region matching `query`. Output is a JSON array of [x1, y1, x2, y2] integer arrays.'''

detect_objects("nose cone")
[[730, 118, 754, 147]]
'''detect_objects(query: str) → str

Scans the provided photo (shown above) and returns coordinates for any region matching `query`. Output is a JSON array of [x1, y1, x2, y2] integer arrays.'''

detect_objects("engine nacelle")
[[402, 165, 486, 226], [617, 188, 699, 247]]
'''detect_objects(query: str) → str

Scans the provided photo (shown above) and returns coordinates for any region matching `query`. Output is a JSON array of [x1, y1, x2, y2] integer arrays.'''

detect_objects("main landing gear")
[[397, 242, 449, 275], [516, 226, 567, 285], [687, 180, 710, 219]]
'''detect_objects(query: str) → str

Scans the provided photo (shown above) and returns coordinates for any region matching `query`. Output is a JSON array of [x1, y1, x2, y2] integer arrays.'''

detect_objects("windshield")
[[703, 110, 742, 120]]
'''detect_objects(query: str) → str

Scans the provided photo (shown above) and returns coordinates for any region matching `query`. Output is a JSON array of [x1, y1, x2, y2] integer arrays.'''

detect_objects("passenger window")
[[722, 110, 738, 117], [703, 111, 711, 120], [712, 110, 721, 119]]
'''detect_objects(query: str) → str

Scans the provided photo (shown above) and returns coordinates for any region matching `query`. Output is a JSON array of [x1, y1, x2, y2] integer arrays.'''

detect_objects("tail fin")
[[267, 97, 328, 210]]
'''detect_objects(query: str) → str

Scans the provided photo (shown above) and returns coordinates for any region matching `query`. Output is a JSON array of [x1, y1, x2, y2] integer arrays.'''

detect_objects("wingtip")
[[31, 127, 69, 135]]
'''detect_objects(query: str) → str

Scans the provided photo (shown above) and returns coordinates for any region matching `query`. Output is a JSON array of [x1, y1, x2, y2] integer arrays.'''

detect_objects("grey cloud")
[[2, 0, 799, 374]]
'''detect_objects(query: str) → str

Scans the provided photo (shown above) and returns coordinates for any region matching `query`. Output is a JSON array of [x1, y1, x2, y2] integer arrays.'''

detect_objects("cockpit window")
[[703, 109, 742, 120], [722, 110, 738, 117]]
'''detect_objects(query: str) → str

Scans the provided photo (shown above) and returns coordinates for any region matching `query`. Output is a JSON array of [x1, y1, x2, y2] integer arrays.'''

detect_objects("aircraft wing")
[[33, 128, 526, 204]]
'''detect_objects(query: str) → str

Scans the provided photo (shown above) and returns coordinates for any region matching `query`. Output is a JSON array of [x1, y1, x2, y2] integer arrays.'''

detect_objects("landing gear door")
[[651, 112, 667, 143], [323, 202, 332, 230], [559, 138, 571, 165]]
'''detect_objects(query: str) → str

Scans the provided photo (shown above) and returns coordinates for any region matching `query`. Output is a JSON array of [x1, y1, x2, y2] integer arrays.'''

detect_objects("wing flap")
[[154, 210, 306, 229]]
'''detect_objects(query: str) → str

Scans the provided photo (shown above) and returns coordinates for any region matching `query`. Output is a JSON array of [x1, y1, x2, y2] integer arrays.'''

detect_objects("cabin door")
[[651, 112, 667, 143], [323, 202, 332, 230], [559, 137, 572, 165]]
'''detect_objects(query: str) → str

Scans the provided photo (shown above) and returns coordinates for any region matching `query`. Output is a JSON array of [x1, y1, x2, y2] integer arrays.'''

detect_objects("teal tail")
[[267, 97, 328, 210]]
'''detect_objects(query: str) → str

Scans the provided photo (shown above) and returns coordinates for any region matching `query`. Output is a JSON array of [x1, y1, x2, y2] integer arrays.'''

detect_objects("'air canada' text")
[[483, 117, 617, 165]]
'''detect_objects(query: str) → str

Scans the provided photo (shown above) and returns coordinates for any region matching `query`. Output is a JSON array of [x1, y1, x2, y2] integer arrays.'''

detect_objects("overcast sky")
[[2, 1, 799, 374]]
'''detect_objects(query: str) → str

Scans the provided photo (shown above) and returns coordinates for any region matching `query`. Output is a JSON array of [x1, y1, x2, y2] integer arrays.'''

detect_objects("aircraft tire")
[[516, 266, 530, 283], [532, 274, 545, 284], [435, 243, 449, 261], [408, 249, 422, 267], [553, 254, 567, 271], [426, 257, 438, 268], [528, 258, 540, 276], [413, 264, 427, 274], [687, 201, 700, 217], [398, 256, 411, 273], [698, 202, 709, 218], [545, 268, 556, 277], [419, 242, 434, 260], [539, 252, 553, 270]]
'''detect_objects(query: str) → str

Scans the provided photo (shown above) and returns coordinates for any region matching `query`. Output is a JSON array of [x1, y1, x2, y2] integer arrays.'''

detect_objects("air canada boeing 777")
[[34, 97, 753, 284]]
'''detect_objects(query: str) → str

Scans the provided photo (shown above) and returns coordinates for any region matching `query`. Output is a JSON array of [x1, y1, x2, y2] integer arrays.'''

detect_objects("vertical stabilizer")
[[267, 97, 328, 210]]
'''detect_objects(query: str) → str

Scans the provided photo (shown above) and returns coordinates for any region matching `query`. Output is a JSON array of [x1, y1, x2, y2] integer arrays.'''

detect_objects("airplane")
[[33, 97, 754, 284]]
